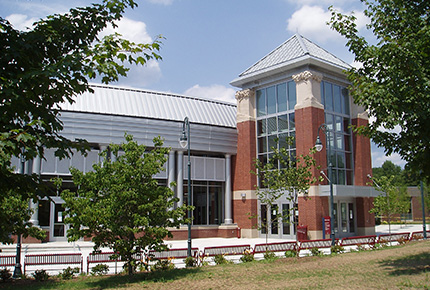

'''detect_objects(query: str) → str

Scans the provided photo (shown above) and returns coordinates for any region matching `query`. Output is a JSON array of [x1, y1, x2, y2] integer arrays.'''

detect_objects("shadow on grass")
[[379, 252, 430, 276], [0, 268, 203, 290]]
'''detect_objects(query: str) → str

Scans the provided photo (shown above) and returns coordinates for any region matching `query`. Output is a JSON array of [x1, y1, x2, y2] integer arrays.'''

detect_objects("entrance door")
[[50, 198, 68, 241]]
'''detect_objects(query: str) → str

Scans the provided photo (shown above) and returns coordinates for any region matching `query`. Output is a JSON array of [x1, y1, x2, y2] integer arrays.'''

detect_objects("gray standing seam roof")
[[231, 34, 351, 86], [59, 84, 237, 128]]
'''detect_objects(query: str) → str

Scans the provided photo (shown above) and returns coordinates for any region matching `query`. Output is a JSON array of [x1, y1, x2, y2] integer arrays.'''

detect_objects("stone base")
[[165, 225, 240, 240]]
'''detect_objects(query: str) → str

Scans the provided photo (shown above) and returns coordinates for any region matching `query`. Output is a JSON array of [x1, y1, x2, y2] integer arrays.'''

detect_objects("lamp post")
[[315, 123, 336, 246], [179, 117, 192, 257]]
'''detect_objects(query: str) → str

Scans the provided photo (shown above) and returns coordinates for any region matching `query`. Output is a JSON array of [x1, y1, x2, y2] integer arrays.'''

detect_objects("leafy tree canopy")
[[0, 0, 162, 242], [61, 134, 190, 275], [329, 0, 430, 181]]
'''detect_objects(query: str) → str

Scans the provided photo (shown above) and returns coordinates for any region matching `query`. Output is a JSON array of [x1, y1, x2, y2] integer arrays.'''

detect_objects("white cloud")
[[184, 84, 236, 103], [6, 14, 37, 31], [146, 0, 174, 5], [286, 5, 367, 44], [100, 17, 153, 44]]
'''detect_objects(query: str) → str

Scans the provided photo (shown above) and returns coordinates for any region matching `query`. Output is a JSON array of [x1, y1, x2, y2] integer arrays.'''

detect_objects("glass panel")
[[257, 89, 266, 117], [193, 186, 207, 225], [257, 119, 266, 136], [342, 88, 350, 115], [267, 86, 276, 115], [261, 205, 268, 234], [349, 203, 355, 232], [38, 200, 50, 227], [337, 152, 345, 168], [324, 82, 333, 111], [341, 203, 348, 233], [334, 85, 342, 113], [282, 204, 291, 235], [209, 186, 222, 225], [268, 135, 277, 152], [277, 114, 289, 132], [335, 116, 343, 132], [258, 137, 266, 153], [277, 83, 287, 112], [271, 205, 278, 235], [288, 81, 297, 110], [289, 113, 295, 130], [267, 117, 277, 134]]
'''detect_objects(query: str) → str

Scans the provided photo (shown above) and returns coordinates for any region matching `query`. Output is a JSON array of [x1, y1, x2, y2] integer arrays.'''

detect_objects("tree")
[[251, 137, 320, 245], [0, 0, 162, 243], [61, 134, 190, 275], [329, 0, 430, 182]]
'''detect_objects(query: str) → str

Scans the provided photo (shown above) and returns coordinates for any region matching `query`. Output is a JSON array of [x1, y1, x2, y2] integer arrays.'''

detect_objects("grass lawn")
[[1, 240, 429, 290]]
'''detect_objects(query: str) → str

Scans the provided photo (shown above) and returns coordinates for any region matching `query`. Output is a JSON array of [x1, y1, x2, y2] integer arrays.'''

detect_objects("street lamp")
[[179, 117, 192, 257], [315, 124, 336, 246]]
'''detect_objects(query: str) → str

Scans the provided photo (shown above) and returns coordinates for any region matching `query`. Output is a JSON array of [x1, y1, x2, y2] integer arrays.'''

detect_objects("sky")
[[0, 0, 406, 169]]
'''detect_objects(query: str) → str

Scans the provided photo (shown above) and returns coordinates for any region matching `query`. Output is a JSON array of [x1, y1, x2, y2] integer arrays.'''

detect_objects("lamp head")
[[315, 136, 323, 152]]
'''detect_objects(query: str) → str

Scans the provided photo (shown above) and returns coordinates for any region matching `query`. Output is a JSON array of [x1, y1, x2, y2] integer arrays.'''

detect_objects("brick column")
[[293, 70, 327, 240], [232, 89, 258, 238], [352, 103, 375, 235]]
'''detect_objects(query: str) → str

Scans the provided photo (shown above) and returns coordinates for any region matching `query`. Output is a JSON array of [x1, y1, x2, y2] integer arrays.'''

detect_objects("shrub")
[[0, 268, 12, 282], [310, 247, 323, 257], [33, 269, 49, 282], [91, 264, 109, 276], [184, 256, 197, 268], [330, 245, 344, 255], [284, 250, 297, 258], [240, 249, 254, 263], [59, 267, 80, 280], [263, 250, 277, 261], [151, 259, 175, 271], [213, 254, 232, 265]]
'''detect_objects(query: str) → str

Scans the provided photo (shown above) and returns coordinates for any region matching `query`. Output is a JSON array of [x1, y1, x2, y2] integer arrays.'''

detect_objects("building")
[[14, 34, 378, 242]]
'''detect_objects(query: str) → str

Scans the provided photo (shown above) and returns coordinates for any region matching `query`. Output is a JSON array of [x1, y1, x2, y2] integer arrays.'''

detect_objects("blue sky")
[[1, 0, 405, 169]]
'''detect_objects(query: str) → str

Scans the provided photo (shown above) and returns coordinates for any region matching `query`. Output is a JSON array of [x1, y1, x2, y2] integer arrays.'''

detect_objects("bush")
[[213, 254, 232, 265], [240, 250, 254, 263], [263, 250, 277, 261], [33, 269, 49, 281], [59, 267, 80, 280], [284, 250, 297, 258], [151, 259, 175, 271], [0, 268, 12, 282], [90, 264, 109, 276], [310, 247, 323, 257], [330, 245, 344, 255], [184, 256, 197, 268]]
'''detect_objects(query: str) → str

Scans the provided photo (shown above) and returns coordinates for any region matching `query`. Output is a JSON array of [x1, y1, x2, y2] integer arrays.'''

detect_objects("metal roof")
[[59, 84, 237, 128], [231, 34, 351, 87]]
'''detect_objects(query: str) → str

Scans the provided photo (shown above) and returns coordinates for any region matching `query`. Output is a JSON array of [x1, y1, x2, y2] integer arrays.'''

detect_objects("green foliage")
[[329, 1, 430, 182], [184, 257, 197, 268], [32, 269, 49, 281], [90, 264, 109, 276], [263, 250, 277, 261], [59, 267, 80, 280], [0, 268, 12, 282], [213, 254, 232, 265], [0, 0, 162, 244], [151, 259, 175, 271], [62, 134, 190, 275], [240, 250, 255, 263], [284, 250, 297, 258], [369, 175, 411, 224], [330, 245, 345, 255], [310, 248, 323, 257]]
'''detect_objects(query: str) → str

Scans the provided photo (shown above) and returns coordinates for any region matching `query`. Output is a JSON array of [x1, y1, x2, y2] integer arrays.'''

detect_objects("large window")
[[321, 81, 353, 185], [184, 181, 224, 225], [256, 81, 297, 169]]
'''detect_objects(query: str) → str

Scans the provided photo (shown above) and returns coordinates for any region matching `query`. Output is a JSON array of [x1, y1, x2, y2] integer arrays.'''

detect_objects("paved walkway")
[[1, 223, 427, 274]]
